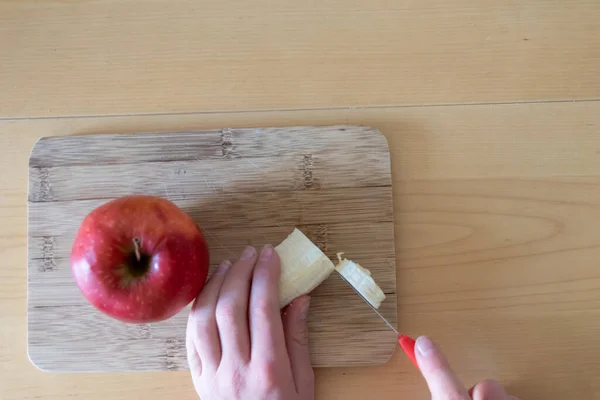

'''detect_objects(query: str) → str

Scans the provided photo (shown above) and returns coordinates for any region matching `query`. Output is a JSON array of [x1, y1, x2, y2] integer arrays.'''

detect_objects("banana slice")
[[275, 228, 335, 308], [335, 253, 386, 309]]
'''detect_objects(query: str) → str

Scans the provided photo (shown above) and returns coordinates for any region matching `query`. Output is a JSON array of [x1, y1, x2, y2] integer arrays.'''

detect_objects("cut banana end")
[[275, 228, 335, 308], [335, 253, 386, 309]]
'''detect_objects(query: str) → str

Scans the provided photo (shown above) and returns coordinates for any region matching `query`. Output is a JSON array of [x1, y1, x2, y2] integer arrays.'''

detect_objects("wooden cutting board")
[[27, 126, 397, 372]]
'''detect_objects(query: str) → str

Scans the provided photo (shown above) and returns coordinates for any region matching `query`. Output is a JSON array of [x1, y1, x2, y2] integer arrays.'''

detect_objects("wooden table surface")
[[1, 1, 600, 399]]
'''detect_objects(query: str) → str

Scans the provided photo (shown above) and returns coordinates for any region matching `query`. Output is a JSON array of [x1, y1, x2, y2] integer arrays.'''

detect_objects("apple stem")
[[132, 238, 142, 262]]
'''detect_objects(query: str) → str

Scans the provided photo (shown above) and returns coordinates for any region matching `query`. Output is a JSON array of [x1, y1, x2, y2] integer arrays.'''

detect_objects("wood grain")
[[28, 154, 391, 201], [2, 101, 600, 399], [1, 0, 600, 118], [28, 188, 392, 235], [26, 126, 398, 372]]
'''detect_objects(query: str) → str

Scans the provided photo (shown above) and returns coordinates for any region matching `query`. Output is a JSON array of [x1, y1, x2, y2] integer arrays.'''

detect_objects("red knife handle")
[[398, 335, 419, 368]]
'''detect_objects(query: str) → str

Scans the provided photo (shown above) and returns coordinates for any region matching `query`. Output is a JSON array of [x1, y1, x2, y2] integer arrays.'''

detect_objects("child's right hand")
[[416, 336, 518, 400]]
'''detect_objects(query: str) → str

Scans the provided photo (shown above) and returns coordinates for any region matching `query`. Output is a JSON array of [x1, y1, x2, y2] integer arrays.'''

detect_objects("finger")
[[215, 246, 257, 364], [186, 342, 203, 393], [186, 335, 201, 373], [282, 295, 314, 394], [249, 245, 288, 363], [186, 260, 231, 374], [415, 336, 470, 400], [470, 380, 512, 400]]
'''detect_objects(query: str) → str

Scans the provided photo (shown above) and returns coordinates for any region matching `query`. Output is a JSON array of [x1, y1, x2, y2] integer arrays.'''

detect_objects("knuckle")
[[255, 361, 280, 393], [216, 366, 246, 397], [188, 318, 215, 340], [251, 299, 275, 319], [215, 300, 240, 324], [291, 325, 310, 347]]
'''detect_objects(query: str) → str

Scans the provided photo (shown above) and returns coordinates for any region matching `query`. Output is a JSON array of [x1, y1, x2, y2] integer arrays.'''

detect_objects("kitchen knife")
[[336, 271, 419, 368], [337, 273, 480, 397]]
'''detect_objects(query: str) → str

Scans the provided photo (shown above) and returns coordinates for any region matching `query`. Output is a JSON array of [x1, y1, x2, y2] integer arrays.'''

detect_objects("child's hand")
[[416, 336, 518, 400], [186, 246, 314, 400]]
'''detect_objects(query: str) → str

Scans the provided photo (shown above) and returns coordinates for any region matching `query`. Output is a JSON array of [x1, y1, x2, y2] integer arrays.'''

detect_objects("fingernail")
[[240, 246, 256, 260], [259, 245, 273, 261], [416, 336, 435, 357], [216, 260, 231, 273], [299, 296, 311, 321]]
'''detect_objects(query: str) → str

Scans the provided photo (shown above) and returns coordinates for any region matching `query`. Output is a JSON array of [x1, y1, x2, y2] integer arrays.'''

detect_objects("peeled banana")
[[274, 228, 385, 309], [275, 228, 335, 308]]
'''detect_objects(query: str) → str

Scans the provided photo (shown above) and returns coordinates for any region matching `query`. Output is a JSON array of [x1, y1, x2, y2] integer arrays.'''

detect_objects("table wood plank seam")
[[2, 98, 599, 122]]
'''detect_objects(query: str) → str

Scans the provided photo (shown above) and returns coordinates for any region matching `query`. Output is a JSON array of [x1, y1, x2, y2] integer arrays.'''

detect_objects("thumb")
[[415, 336, 470, 400], [282, 296, 314, 393]]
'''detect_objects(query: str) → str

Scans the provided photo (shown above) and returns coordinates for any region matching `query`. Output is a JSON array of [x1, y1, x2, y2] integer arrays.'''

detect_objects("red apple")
[[70, 195, 210, 323]]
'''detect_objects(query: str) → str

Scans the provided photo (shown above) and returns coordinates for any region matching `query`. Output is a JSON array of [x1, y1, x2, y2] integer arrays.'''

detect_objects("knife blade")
[[336, 271, 419, 368]]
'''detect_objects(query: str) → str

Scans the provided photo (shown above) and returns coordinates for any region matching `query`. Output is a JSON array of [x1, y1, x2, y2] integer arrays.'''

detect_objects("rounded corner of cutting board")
[[26, 342, 54, 374], [28, 136, 51, 167], [371, 338, 399, 367], [369, 127, 392, 152]]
